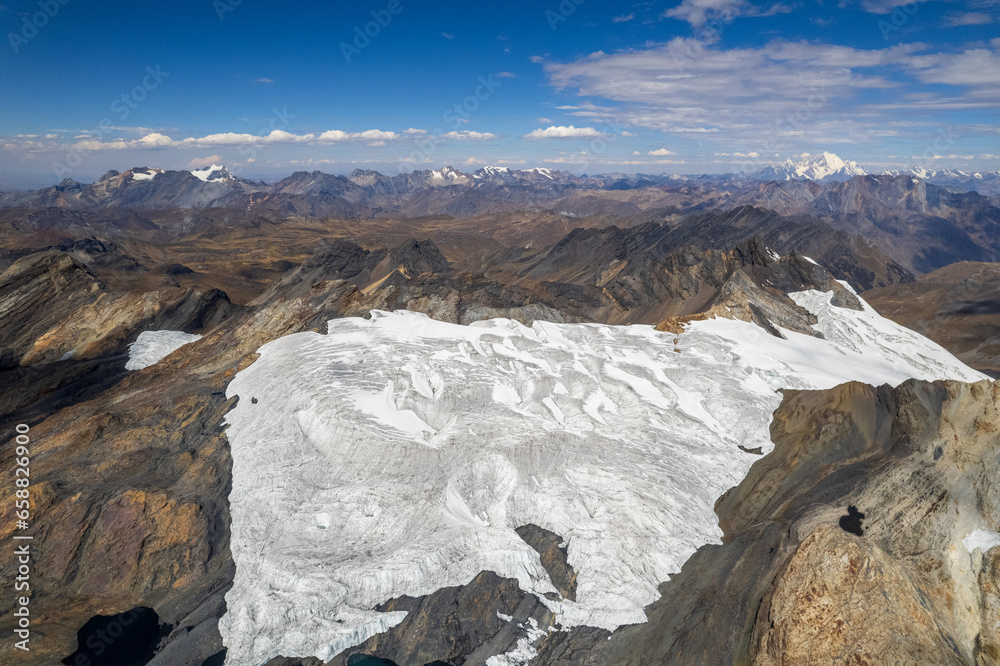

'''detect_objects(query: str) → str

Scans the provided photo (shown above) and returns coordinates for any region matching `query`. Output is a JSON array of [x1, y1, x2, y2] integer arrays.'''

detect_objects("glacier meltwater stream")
[[219, 287, 985, 665]]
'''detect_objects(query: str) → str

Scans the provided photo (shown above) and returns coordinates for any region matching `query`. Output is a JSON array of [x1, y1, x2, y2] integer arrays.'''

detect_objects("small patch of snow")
[[126, 330, 202, 370], [963, 529, 1000, 554]]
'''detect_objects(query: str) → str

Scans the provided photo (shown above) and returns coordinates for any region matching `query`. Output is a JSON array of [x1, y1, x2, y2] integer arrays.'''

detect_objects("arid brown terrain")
[[0, 170, 998, 665], [865, 262, 1000, 378]]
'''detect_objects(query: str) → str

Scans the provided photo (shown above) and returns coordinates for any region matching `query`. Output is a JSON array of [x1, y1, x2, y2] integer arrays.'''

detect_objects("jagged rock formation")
[[484, 226, 863, 332]]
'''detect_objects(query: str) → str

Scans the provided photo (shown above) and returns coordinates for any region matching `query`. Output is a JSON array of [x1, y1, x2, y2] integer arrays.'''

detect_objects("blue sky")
[[0, 0, 997, 186]]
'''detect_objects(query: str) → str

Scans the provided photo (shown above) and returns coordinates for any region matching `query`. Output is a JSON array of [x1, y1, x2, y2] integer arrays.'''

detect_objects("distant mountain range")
[[2, 152, 997, 217], [747, 152, 1000, 194]]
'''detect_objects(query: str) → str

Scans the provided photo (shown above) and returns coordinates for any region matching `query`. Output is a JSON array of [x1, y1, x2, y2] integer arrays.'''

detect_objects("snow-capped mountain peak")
[[752, 152, 867, 182], [473, 165, 512, 179], [189, 164, 234, 183], [428, 166, 471, 185], [879, 166, 1000, 193], [127, 167, 163, 182]]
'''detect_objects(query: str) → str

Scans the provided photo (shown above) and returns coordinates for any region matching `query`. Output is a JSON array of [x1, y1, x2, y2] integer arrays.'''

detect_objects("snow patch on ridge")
[[125, 330, 202, 370], [189, 164, 231, 182], [220, 293, 984, 665], [487, 617, 550, 666], [130, 168, 161, 182]]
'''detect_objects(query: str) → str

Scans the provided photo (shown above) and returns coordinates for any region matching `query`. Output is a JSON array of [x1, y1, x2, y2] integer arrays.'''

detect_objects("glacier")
[[219, 288, 985, 665]]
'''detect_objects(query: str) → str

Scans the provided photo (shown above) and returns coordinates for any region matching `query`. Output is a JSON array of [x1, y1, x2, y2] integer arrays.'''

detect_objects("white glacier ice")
[[125, 330, 202, 370], [963, 530, 1000, 554], [130, 169, 159, 181], [487, 617, 550, 666], [220, 291, 985, 665]]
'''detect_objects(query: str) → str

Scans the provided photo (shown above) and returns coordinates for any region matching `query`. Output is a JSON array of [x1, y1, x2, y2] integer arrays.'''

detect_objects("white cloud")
[[621, 158, 688, 165], [853, 0, 934, 14], [648, 148, 674, 155], [909, 49, 1000, 86], [542, 38, 999, 151], [354, 129, 399, 140], [662, 0, 792, 27], [253, 77, 274, 83], [523, 125, 604, 139], [613, 13, 635, 22], [66, 128, 410, 151], [288, 158, 337, 166], [105, 132, 176, 149], [441, 130, 498, 140], [317, 130, 349, 142], [188, 155, 222, 168], [440, 32, 454, 39], [943, 11, 992, 26]]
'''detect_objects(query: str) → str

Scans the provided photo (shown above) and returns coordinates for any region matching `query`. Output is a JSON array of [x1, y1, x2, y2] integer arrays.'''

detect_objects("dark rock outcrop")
[[515, 525, 578, 601]]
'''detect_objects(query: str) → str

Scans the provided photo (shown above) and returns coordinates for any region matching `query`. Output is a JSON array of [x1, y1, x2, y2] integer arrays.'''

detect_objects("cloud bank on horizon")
[[1, 0, 997, 186]]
